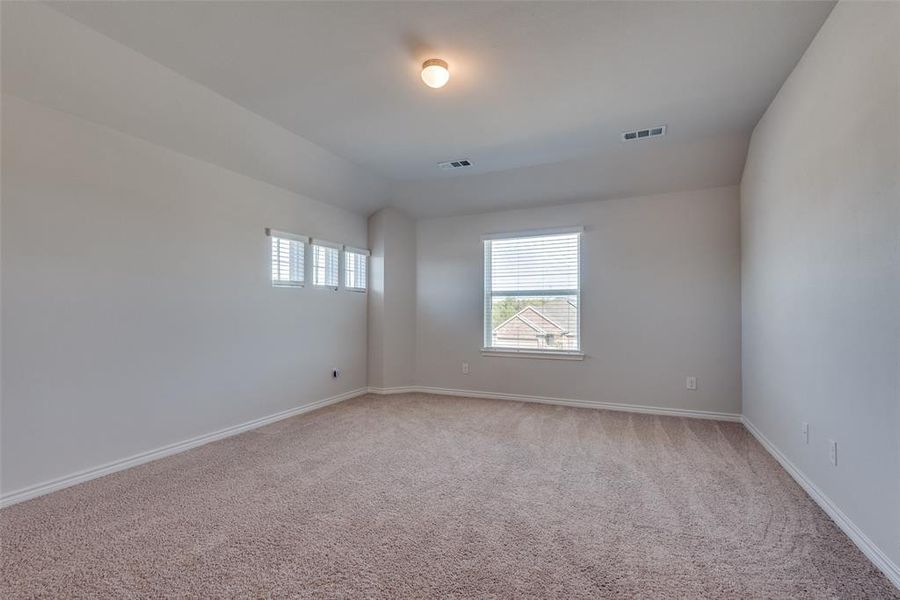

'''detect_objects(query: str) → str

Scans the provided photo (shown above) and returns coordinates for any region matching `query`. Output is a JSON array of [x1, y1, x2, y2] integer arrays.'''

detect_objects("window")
[[483, 228, 582, 355], [268, 229, 307, 287], [312, 240, 340, 288], [344, 247, 369, 291]]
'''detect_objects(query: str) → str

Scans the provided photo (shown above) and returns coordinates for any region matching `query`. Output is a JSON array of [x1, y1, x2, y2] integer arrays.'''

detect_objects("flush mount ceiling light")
[[421, 58, 450, 89]]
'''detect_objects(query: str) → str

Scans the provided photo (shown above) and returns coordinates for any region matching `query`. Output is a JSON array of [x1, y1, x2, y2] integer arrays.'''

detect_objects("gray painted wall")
[[1, 95, 369, 494], [367, 212, 387, 389], [414, 186, 742, 415], [368, 208, 417, 389], [741, 1, 899, 570]]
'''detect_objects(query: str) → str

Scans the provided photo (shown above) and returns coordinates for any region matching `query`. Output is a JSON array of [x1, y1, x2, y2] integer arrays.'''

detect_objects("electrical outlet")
[[686, 376, 697, 391], [802, 422, 809, 444], [462, 362, 469, 374], [829, 440, 837, 466], [332, 368, 341, 379]]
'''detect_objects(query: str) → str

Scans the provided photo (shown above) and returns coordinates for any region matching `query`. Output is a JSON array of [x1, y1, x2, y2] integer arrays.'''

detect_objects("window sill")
[[481, 348, 585, 361]]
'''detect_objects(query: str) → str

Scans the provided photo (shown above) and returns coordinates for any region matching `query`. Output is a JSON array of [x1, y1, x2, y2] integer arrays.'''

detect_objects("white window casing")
[[482, 227, 583, 358]]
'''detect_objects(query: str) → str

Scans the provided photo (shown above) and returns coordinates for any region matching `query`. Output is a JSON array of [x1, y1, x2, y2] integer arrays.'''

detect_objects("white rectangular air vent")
[[438, 159, 472, 170], [622, 125, 666, 142]]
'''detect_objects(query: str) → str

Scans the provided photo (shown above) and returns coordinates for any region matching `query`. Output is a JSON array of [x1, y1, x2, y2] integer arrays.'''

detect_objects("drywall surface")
[[367, 212, 387, 389], [368, 208, 416, 389], [391, 132, 749, 218], [0, 2, 389, 215], [415, 186, 741, 414], [0, 95, 368, 494], [741, 0, 900, 572]]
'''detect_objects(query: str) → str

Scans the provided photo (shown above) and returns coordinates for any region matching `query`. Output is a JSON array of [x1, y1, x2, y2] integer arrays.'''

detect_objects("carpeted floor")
[[1, 393, 897, 599]]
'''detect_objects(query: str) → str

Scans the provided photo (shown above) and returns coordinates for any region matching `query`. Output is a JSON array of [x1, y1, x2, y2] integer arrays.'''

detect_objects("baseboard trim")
[[367, 385, 742, 422], [0, 387, 368, 509], [367, 386, 420, 396], [742, 417, 900, 590]]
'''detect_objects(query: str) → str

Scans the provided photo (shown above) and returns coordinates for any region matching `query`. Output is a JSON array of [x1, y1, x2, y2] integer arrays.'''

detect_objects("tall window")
[[312, 240, 340, 288], [268, 229, 306, 287], [483, 228, 582, 353], [344, 247, 369, 291]]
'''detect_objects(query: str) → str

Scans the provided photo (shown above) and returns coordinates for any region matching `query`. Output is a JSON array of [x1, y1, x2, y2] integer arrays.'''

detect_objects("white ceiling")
[[50, 0, 834, 188], [3, 2, 391, 214], [391, 131, 749, 217]]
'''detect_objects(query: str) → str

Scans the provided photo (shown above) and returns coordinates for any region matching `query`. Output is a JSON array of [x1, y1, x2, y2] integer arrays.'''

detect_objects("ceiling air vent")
[[438, 159, 472, 170], [622, 125, 666, 142]]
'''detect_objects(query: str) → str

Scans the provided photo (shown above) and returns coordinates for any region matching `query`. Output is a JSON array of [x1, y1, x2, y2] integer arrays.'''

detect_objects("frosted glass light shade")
[[421, 59, 450, 88]]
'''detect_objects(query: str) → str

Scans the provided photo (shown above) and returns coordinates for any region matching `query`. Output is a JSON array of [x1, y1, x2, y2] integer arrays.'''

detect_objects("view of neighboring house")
[[492, 300, 578, 350]]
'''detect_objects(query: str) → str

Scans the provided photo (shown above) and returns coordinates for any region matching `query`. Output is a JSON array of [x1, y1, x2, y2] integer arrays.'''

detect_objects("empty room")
[[1, 0, 898, 597]]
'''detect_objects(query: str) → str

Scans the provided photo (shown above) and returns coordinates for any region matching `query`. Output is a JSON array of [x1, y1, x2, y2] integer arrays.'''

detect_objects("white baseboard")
[[0, 387, 368, 509], [367, 386, 420, 396], [742, 417, 900, 590], [367, 385, 742, 422]]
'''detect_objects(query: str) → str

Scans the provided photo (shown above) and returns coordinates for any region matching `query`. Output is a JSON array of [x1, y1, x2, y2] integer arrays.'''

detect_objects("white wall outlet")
[[462, 362, 469, 374], [686, 376, 697, 390], [829, 439, 838, 466], [801, 422, 809, 444]]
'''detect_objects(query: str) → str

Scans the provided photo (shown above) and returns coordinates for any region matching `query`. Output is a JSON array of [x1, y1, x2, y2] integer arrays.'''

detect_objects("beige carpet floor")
[[1, 393, 897, 599]]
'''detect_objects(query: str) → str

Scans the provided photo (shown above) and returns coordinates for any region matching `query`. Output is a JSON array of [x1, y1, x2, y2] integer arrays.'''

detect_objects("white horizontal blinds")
[[270, 236, 305, 287], [484, 231, 581, 351], [344, 249, 368, 290], [490, 233, 579, 293], [312, 243, 339, 287]]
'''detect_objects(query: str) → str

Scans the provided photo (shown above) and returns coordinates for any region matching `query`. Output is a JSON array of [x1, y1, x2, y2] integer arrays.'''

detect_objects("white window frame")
[[311, 239, 341, 290], [343, 246, 370, 292], [482, 226, 584, 360], [267, 228, 308, 288]]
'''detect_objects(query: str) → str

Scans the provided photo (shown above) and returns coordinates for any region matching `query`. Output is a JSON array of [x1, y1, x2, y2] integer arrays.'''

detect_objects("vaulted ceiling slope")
[[1, 2, 391, 215], [7, 2, 834, 217]]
